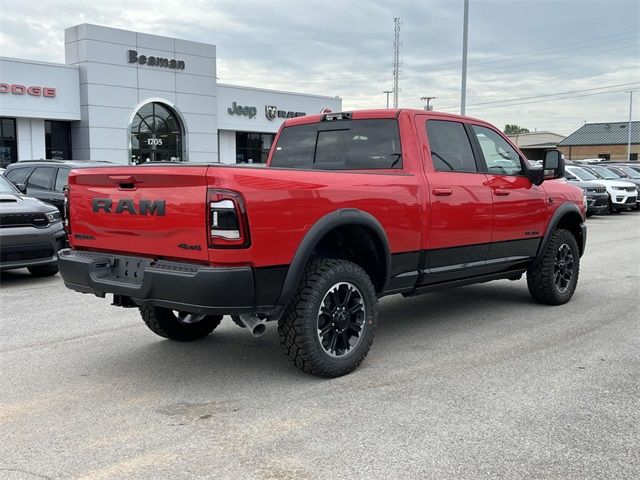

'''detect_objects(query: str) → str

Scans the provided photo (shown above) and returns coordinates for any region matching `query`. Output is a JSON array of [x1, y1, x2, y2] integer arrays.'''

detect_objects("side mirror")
[[16, 183, 27, 194], [543, 149, 564, 179]]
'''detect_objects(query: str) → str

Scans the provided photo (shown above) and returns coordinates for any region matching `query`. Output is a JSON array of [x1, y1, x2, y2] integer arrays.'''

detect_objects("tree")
[[504, 124, 530, 134]]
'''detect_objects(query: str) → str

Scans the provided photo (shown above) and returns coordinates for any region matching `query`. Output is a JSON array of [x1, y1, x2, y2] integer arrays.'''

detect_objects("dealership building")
[[0, 24, 342, 166]]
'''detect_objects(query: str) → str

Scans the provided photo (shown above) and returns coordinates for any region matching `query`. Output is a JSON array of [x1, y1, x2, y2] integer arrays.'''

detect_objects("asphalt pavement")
[[1, 212, 639, 480]]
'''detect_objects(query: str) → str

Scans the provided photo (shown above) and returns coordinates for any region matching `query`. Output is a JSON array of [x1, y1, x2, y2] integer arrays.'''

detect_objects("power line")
[[218, 29, 639, 85], [437, 82, 640, 110], [410, 30, 639, 72], [463, 29, 639, 65], [445, 88, 639, 112]]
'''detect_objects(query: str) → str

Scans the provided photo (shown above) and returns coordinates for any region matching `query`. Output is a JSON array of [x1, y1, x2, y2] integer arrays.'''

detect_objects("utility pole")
[[392, 17, 402, 108], [460, 0, 469, 115], [628, 90, 634, 161], [421, 96, 436, 111], [383, 90, 393, 109]]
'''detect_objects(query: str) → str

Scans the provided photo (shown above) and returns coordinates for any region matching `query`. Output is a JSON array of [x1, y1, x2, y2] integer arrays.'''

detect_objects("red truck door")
[[469, 124, 547, 256], [418, 117, 493, 274]]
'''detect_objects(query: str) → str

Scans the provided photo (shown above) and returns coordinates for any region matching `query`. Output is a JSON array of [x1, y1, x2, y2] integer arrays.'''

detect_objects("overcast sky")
[[1, 0, 638, 135]]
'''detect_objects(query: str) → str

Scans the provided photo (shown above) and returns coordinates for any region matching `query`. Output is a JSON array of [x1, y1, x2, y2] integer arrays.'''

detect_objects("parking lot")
[[1, 212, 638, 480]]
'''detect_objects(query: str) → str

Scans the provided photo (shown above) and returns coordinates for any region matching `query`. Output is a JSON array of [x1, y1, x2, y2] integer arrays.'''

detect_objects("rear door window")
[[426, 120, 478, 172], [27, 167, 55, 190]]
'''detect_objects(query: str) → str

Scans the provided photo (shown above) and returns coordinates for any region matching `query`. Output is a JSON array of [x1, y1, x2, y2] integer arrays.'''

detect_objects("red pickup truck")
[[59, 109, 586, 377]]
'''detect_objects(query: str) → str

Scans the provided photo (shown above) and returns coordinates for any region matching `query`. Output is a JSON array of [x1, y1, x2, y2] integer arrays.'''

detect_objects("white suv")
[[565, 165, 637, 213]]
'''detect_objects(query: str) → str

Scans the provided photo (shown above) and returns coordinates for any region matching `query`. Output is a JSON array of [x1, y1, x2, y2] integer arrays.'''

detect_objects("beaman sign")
[[127, 50, 185, 70]]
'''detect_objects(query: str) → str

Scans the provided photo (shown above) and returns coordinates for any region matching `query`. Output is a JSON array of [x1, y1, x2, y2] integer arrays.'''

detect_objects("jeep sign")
[[227, 101, 257, 119]]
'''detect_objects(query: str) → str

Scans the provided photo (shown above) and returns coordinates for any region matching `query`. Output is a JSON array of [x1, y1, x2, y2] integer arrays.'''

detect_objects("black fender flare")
[[276, 209, 391, 306], [534, 203, 586, 264]]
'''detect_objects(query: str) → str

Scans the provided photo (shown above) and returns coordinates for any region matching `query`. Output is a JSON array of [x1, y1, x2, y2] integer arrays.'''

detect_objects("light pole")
[[628, 90, 634, 161], [460, 0, 469, 115], [383, 90, 393, 109]]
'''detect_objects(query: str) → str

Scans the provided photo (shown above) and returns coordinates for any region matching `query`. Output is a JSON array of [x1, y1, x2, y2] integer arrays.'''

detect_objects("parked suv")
[[563, 172, 609, 216], [0, 174, 65, 276], [565, 165, 637, 213], [601, 165, 640, 210], [3, 160, 112, 218], [580, 165, 640, 211]]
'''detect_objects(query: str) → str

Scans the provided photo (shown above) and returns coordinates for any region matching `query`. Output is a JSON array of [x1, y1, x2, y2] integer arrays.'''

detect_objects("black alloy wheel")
[[553, 243, 574, 294], [317, 282, 366, 358]]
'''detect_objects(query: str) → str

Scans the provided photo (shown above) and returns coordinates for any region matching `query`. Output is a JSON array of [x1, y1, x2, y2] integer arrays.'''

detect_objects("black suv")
[[0, 174, 65, 276], [3, 160, 112, 218]]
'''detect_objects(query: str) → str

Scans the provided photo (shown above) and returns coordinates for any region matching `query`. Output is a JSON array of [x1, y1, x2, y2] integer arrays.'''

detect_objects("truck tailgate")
[[68, 166, 210, 261]]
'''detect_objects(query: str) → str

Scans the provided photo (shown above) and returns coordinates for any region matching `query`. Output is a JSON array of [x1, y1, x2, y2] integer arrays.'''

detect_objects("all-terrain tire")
[[278, 259, 378, 378], [527, 229, 580, 305], [139, 306, 222, 341], [27, 264, 59, 277]]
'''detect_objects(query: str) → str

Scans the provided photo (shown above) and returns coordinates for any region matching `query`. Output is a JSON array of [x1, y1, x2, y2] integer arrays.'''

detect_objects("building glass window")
[[0, 117, 18, 167], [45, 120, 72, 159], [235, 132, 275, 164], [130, 102, 183, 164]]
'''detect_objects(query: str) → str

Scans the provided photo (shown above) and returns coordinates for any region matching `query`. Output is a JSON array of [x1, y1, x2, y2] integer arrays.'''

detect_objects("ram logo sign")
[[265, 105, 277, 121], [92, 198, 166, 216]]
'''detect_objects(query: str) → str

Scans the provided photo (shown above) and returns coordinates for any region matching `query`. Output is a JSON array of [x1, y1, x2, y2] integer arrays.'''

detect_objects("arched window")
[[130, 102, 184, 164]]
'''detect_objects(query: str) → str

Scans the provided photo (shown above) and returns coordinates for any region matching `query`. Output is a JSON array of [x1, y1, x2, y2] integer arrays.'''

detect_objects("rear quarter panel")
[[207, 166, 422, 267]]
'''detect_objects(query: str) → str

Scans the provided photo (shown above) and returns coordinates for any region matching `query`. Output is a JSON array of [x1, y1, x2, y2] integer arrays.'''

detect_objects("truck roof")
[[282, 108, 488, 127]]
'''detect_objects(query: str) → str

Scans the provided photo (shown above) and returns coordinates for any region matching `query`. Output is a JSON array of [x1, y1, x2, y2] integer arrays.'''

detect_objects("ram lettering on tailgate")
[[92, 198, 166, 216]]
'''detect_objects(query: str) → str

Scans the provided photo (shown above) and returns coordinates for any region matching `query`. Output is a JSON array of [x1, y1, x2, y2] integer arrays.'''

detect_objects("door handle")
[[433, 188, 453, 196], [493, 189, 510, 196]]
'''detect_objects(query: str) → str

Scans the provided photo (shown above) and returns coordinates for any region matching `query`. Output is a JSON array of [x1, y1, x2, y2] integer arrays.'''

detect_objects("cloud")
[[0, 0, 638, 135]]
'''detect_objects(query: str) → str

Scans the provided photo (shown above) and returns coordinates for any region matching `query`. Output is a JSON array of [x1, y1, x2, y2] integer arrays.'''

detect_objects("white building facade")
[[0, 24, 341, 167]]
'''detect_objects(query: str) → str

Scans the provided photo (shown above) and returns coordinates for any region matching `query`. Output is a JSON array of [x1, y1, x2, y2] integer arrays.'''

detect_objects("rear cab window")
[[270, 119, 402, 171]]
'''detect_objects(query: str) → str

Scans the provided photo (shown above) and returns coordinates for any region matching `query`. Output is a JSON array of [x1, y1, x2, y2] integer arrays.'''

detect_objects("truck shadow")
[[89, 280, 535, 386]]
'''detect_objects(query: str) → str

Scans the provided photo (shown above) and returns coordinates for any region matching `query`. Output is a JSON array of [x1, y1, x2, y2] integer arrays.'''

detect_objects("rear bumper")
[[58, 249, 258, 315]]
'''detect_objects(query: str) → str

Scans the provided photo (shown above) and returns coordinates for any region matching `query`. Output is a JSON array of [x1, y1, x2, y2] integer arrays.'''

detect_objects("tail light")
[[63, 186, 71, 234], [207, 189, 250, 248]]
